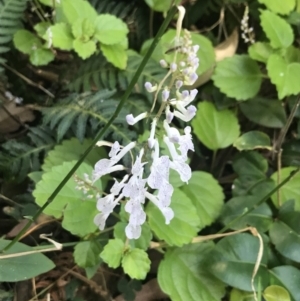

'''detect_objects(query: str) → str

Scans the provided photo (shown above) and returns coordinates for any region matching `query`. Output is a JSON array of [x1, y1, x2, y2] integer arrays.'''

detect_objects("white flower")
[[148, 118, 157, 149], [178, 126, 194, 160], [126, 112, 147, 125]]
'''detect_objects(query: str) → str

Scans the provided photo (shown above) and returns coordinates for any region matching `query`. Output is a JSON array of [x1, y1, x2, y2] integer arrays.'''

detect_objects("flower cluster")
[[91, 7, 200, 239], [241, 5, 255, 44]]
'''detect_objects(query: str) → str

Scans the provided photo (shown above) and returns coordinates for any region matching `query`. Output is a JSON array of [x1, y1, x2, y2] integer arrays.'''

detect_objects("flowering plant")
[[86, 6, 200, 239]]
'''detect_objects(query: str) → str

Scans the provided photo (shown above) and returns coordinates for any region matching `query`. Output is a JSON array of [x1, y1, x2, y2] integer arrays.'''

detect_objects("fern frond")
[[0, 126, 56, 182], [0, 0, 28, 73], [42, 89, 135, 144], [69, 52, 166, 96]]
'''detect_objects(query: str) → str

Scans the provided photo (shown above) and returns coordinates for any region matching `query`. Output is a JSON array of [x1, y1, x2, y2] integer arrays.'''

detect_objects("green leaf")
[[240, 97, 287, 128], [146, 189, 200, 246], [192, 101, 240, 150], [0, 239, 55, 282], [207, 233, 269, 291], [234, 131, 272, 151], [144, 0, 173, 12], [39, 0, 61, 7], [270, 266, 300, 301], [267, 54, 300, 99], [94, 14, 128, 45], [42, 138, 106, 172], [282, 140, 300, 167], [114, 222, 152, 250], [158, 242, 226, 301], [182, 171, 224, 229], [72, 18, 95, 40], [122, 248, 151, 280], [49, 23, 73, 51], [30, 48, 55, 66], [13, 30, 41, 54], [33, 161, 100, 236], [221, 195, 272, 232], [212, 55, 262, 100], [248, 42, 274, 63], [61, 0, 97, 25], [100, 239, 124, 268], [260, 10, 294, 48], [73, 39, 96, 59], [230, 288, 256, 301], [271, 167, 300, 209], [74, 240, 102, 268], [264, 285, 291, 301], [34, 21, 51, 38], [258, 0, 295, 15], [100, 43, 128, 69]]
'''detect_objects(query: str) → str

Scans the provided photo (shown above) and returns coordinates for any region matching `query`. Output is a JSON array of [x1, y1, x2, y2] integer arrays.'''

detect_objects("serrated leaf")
[[192, 101, 240, 150], [271, 167, 300, 209], [49, 23, 73, 51], [72, 18, 95, 40], [100, 43, 127, 69], [73, 39, 96, 59], [13, 30, 41, 54], [94, 14, 128, 45], [234, 131, 272, 151], [212, 55, 262, 100], [30, 48, 55, 66], [248, 42, 274, 63], [267, 54, 300, 99], [258, 0, 295, 15], [146, 189, 199, 246], [158, 242, 226, 301], [74, 240, 102, 268], [33, 161, 100, 236], [260, 10, 294, 48], [114, 222, 152, 250], [264, 285, 291, 301], [122, 249, 150, 280], [207, 233, 269, 291], [42, 138, 106, 172], [34, 21, 51, 38], [100, 239, 124, 268], [182, 171, 224, 229], [61, 0, 97, 25], [240, 97, 286, 128], [0, 240, 55, 282]]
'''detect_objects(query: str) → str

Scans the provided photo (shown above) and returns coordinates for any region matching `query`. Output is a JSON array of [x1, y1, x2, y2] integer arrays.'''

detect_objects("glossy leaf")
[[158, 242, 226, 301], [192, 101, 240, 150], [248, 42, 273, 63], [221, 195, 272, 232], [212, 55, 262, 100], [234, 131, 272, 151], [240, 98, 286, 128], [207, 233, 269, 291], [182, 171, 224, 229], [122, 248, 151, 280], [0, 240, 55, 282], [263, 285, 291, 301], [260, 10, 294, 48], [271, 167, 300, 209], [146, 189, 200, 246]]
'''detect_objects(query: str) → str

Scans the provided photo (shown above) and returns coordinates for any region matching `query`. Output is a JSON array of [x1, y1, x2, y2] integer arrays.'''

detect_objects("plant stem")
[[1, 5, 178, 253]]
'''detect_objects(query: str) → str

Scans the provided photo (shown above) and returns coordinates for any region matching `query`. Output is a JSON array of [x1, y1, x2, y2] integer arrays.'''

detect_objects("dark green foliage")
[[68, 52, 166, 96], [0, 126, 55, 181], [42, 89, 135, 144], [0, 0, 28, 73]]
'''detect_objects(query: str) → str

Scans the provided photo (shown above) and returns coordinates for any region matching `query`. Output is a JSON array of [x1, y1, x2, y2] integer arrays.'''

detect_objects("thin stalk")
[[1, 5, 177, 253]]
